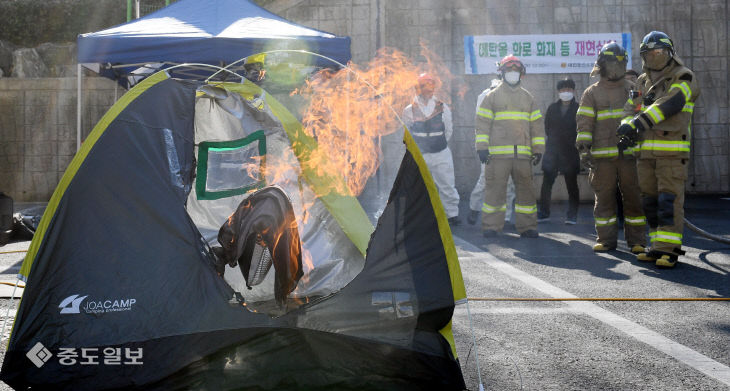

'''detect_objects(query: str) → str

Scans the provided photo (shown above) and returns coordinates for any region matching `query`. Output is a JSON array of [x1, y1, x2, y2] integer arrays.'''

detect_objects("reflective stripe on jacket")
[[623, 56, 699, 159], [576, 78, 635, 160], [475, 82, 545, 159]]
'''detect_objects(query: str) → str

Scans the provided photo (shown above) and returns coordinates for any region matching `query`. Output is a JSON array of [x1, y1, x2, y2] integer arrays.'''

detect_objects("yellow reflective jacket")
[[475, 82, 545, 159], [576, 78, 635, 160], [622, 56, 699, 159]]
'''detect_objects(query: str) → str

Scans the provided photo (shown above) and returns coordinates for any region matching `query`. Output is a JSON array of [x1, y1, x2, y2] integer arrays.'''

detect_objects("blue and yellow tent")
[[1, 72, 466, 390]]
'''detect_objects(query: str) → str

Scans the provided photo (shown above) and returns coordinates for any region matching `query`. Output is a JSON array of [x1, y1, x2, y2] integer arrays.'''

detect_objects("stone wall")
[[268, 0, 730, 196], [0, 77, 118, 201], [1, 0, 727, 202]]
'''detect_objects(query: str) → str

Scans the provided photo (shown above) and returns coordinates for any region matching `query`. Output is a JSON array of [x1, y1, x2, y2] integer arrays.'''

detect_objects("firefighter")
[[576, 42, 647, 254], [475, 55, 544, 238], [617, 31, 700, 268], [468, 78, 516, 228], [403, 73, 461, 226], [244, 53, 266, 84]]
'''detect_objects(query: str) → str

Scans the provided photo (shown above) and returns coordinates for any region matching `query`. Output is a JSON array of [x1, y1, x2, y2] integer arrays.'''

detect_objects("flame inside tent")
[[0, 66, 468, 389]]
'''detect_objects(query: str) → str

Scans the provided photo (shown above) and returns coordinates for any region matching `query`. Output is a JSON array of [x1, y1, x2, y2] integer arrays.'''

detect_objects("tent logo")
[[26, 342, 52, 368], [59, 294, 88, 314]]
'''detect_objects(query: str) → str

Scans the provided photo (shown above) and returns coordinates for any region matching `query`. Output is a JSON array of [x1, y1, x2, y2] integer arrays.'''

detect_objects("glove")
[[616, 122, 639, 152], [531, 153, 542, 166], [617, 136, 636, 152], [616, 122, 637, 138], [478, 150, 491, 164], [580, 152, 593, 170]]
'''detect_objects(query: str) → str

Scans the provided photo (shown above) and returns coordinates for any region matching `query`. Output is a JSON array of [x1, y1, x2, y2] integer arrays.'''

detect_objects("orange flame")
[[230, 43, 463, 302], [285, 42, 464, 197]]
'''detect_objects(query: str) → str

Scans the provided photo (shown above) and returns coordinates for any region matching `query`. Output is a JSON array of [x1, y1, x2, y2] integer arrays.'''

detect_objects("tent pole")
[[466, 299, 486, 391], [0, 279, 21, 342], [345, 71, 350, 188], [77, 63, 82, 152]]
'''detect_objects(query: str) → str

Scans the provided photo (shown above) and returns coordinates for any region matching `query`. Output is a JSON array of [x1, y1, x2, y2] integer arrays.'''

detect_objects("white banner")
[[464, 33, 631, 74]]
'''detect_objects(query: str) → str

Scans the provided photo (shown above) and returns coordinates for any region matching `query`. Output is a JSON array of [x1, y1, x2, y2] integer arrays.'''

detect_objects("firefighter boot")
[[630, 245, 646, 254], [655, 254, 678, 268], [593, 243, 615, 252], [636, 251, 656, 262]]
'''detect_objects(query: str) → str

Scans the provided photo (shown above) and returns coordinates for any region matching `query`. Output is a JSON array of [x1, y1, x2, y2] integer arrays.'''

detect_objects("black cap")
[[557, 79, 575, 90]]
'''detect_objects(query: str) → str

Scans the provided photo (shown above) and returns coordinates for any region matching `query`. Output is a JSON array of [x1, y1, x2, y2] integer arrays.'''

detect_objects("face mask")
[[603, 61, 627, 81], [559, 91, 574, 101], [642, 49, 671, 71], [504, 71, 521, 85]]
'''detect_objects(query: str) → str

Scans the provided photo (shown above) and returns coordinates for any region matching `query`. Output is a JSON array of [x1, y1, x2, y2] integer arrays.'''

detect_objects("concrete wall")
[[1, 0, 727, 202], [268, 0, 730, 197], [0, 77, 117, 201]]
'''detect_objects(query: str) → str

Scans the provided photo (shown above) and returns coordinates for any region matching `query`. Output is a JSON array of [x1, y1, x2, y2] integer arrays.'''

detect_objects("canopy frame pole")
[[0, 279, 21, 343], [77, 63, 82, 152]]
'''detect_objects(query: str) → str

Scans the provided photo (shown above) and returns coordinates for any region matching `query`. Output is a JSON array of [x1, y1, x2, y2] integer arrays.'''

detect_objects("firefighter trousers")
[[637, 158, 687, 254], [589, 158, 647, 247], [482, 158, 536, 233], [470, 163, 515, 221]]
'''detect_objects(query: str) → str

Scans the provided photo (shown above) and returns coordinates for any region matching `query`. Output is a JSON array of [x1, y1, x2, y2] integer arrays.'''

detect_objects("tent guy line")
[[467, 297, 730, 301], [453, 235, 730, 387]]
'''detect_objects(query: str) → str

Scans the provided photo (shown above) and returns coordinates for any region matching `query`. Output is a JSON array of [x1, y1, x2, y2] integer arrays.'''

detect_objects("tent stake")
[[1, 278, 20, 343]]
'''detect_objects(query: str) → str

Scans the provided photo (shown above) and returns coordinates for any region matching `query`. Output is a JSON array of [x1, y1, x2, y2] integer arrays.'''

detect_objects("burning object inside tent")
[[212, 186, 303, 308]]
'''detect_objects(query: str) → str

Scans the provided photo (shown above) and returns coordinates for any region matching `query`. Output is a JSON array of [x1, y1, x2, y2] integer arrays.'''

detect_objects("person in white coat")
[[403, 73, 461, 225]]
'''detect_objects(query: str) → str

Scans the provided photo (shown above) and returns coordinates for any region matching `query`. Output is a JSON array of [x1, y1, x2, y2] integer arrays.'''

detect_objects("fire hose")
[[684, 217, 730, 245], [614, 129, 730, 246]]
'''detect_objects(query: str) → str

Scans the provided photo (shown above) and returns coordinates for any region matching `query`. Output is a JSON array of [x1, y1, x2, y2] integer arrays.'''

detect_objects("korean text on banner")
[[464, 33, 631, 74]]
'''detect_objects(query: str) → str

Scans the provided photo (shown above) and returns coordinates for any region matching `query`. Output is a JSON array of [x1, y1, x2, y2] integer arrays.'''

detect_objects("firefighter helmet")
[[640, 31, 674, 55], [417, 73, 436, 85], [497, 55, 525, 74], [244, 53, 266, 65], [597, 42, 627, 65]]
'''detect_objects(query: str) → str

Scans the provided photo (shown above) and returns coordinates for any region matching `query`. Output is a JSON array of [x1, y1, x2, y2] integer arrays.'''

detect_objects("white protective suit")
[[402, 95, 460, 219]]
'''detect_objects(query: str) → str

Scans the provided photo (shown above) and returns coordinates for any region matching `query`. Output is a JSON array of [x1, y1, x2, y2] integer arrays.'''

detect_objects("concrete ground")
[[450, 195, 730, 391], [0, 196, 728, 390]]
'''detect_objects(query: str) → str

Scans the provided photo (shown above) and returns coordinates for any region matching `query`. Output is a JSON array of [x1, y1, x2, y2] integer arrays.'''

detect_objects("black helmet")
[[597, 42, 627, 65], [640, 31, 674, 55]]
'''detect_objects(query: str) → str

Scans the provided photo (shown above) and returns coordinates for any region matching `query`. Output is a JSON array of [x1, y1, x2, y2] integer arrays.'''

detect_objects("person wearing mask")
[[617, 31, 700, 268], [577, 42, 647, 254], [475, 55, 545, 238], [403, 73, 461, 226], [537, 79, 580, 224], [468, 78, 516, 228]]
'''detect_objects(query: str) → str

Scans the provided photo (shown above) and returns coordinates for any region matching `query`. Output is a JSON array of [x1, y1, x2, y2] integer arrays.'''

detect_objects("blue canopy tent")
[[74, 0, 351, 150]]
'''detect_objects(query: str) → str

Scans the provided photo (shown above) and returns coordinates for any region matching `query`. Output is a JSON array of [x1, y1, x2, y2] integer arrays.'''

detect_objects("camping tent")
[[75, 0, 351, 149], [1, 72, 467, 389]]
